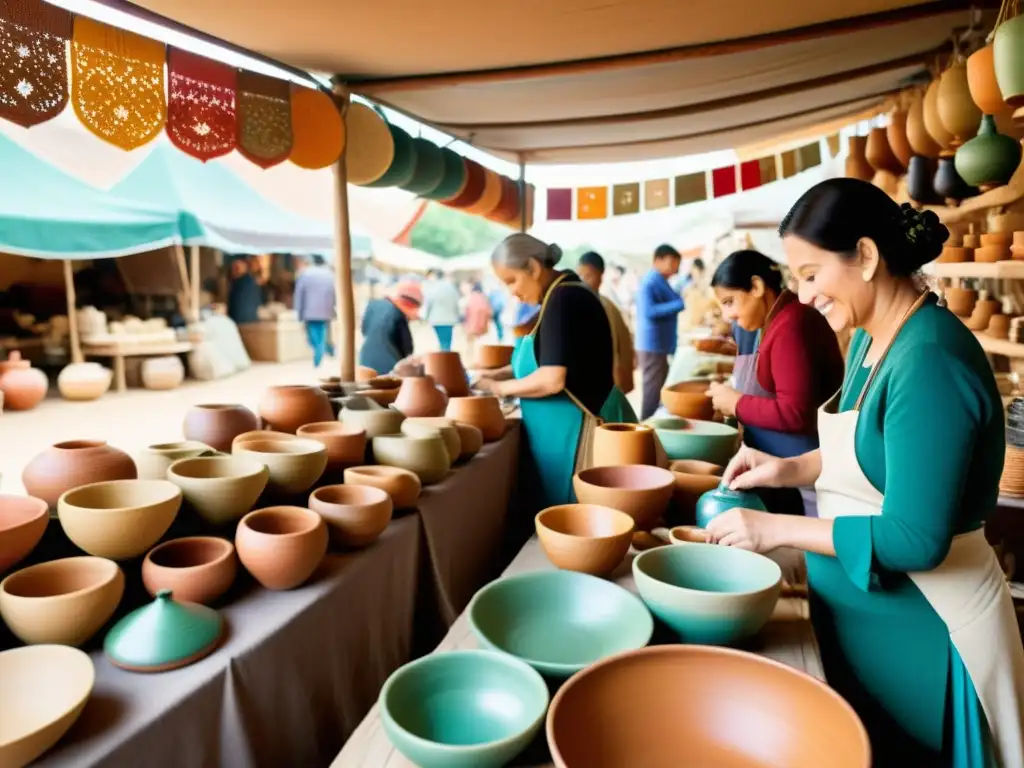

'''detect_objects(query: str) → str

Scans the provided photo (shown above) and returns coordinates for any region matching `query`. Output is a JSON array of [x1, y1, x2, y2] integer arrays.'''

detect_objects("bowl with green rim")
[[645, 416, 739, 465], [379, 649, 549, 768], [632, 543, 782, 646], [468, 570, 653, 678]]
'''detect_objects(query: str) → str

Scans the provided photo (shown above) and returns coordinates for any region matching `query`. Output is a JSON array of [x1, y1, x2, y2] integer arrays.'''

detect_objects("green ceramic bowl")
[[645, 417, 739, 465], [380, 650, 549, 768], [633, 544, 782, 646], [468, 571, 653, 678]]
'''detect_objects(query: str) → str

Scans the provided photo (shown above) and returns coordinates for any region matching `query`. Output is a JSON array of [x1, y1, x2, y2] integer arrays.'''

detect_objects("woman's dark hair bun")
[[543, 243, 563, 269], [896, 204, 947, 270]]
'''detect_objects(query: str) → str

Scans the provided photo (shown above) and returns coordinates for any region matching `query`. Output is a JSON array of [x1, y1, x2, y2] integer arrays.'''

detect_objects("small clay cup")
[[308, 485, 393, 548], [235, 507, 328, 590], [141, 537, 237, 605]]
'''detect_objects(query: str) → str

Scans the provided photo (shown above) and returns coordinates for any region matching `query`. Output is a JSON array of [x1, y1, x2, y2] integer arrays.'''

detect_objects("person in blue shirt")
[[636, 244, 685, 419]]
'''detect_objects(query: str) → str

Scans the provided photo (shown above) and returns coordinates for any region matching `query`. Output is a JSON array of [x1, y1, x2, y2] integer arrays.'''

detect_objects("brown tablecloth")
[[333, 537, 824, 768]]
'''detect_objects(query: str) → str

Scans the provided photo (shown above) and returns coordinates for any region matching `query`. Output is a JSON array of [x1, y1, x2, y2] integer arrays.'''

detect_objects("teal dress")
[[808, 296, 1002, 766]]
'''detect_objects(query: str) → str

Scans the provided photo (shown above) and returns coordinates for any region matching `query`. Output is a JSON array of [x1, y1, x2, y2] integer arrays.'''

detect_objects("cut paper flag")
[[236, 69, 293, 169], [739, 160, 762, 191], [780, 149, 799, 179], [826, 133, 841, 158], [711, 165, 737, 198], [546, 188, 572, 221], [612, 182, 640, 215], [644, 179, 670, 210], [576, 186, 608, 219], [758, 155, 778, 185], [0, 0, 72, 127], [166, 47, 237, 162], [674, 172, 707, 206], [797, 141, 822, 172]]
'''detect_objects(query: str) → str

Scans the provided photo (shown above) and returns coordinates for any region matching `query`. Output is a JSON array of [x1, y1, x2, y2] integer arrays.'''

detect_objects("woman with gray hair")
[[475, 233, 636, 509]]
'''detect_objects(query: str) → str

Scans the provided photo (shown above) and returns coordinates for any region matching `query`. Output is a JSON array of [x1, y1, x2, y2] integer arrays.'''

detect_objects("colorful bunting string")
[[644, 179, 670, 211], [165, 47, 236, 162], [236, 70, 292, 169], [576, 187, 607, 219]]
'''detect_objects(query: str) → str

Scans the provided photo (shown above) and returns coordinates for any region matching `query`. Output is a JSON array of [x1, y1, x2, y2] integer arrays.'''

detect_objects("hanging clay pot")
[[0, 351, 47, 411], [22, 440, 137, 508], [844, 136, 874, 181], [924, 78, 956, 150], [968, 43, 1010, 115], [886, 109, 913, 169], [907, 156, 939, 204], [994, 14, 1024, 124], [258, 385, 333, 434], [592, 424, 658, 468], [422, 352, 470, 398], [183, 404, 260, 452], [955, 114, 1023, 191], [938, 60, 982, 147], [865, 127, 903, 175], [933, 156, 977, 203], [394, 375, 447, 417], [907, 91, 942, 158]]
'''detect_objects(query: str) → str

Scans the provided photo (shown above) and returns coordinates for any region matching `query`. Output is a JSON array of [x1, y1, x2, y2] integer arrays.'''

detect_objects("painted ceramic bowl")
[[167, 455, 270, 526], [141, 536, 237, 605], [632, 544, 781, 645], [380, 650, 549, 768], [0, 494, 48, 574], [343, 466, 421, 510], [469, 571, 653, 678], [572, 465, 674, 531], [235, 506, 328, 590], [646, 417, 739, 465], [308, 485, 393, 548], [535, 504, 635, 576], [695, 483, 767, 528], [233, 438, 328, 495]]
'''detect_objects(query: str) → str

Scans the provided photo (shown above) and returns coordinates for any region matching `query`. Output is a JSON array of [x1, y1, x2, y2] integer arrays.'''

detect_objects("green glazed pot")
[[632, 544, 782, 645], [424, 148, 467, 200], [380, 649, 549, 768], [645, 417, 739, 465], [365, 124, 417, 188], [955, 115, 1022, 189], [695, 482, 766, 529], [401, 138, 446, 195], [104, 589, 223, 673], [468, 570, 653, 678], [994, 14, 1024, 113]]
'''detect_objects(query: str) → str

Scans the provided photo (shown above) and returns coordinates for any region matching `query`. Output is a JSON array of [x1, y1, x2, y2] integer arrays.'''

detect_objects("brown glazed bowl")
[[573, 465, 675, 531], [235, 506, 328, 590], [343, 466, 421, 510], [546, 645, 870, 768], [535, 504, 635, 576], [308, 485, 393, 548], [141, 536, 237, 605], [660, 381, 714, 420], [0, 494, 48, 574], [296, 421, 367, 472]]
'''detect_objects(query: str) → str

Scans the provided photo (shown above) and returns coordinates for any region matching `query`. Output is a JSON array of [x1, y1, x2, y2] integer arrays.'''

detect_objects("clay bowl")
[[668, 525, 711, 545], [670, 462, 725, 519], [592, 423, 657, 467], [476, 344, 514, 369], [235, 506, 328, 590], [0, 495, 48, 574], [660, 380, 714, 420], [233, 438, 328, 495], [296, 422, 367, 473], [339, 406, 406, 439], [572, 465, 674, 531], [632, 544, 782, 645], [366, 376, 402, 391], [669, 459, 723, 475], [57, 480, 182, 561], [646, 416, 739, 465], [0, 556, 124, 645], [135, 441, 216, 481], [445, 395, 506, 441], [141, 536, 237, 605], [380, 650, 549, 768], [230, 430, 299, 450], [535, 504, 635, 576], [372, 434, 451, 485], [546, 645, 870, 768], [401, 417, 461, 464], [453, 422, 483, 461], [0, 645, 95, 768], [343, 466, 421, 510], [308, 484, 393, 548], [182, 403, 259, 452], [469, 571, 652, 678], [362, 388, 400, 407], [167, 455, 270, 526]]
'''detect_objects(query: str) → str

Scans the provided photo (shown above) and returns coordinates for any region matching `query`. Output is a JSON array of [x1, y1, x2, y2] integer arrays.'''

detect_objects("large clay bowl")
[[0, 495, 48, 573], [660, 380, 714, 420], [141, 536, 237, 605], [372, 434, 451, 485], [297, 422, 367, 472], [167, 455, 269, 526], [258, 385, 334, 434], [235, 506, 328, 590], [476, 344, 514, 369], [0, 645, 95, 768], [380, 650, 549, 768], [57, 480, 182, 561], [343, 466, 421, 510], [632, 544, 782, 645], [0, 556, 124, 645], [233, 438, 328, 495], [546, 645, 870, 768], [182, 403, 259, 452], [135, 441, 215, 480], [308, 485, 393, 547], [453, 422, 483, 461], [445, 395, 506, 441], [646, 416, 739, 465], [401, 417, 461, 464], [340, 406, 406, 439], [469, 571, 652, 678], [572, 465, 674, 531], [535, 504, 635, 576]]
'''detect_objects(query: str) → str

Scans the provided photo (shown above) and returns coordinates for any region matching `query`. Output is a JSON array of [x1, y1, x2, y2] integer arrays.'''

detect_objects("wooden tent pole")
[[331, 79, 356, 382], [190, 245, 201, 321], [518, 156, 527, 233], [63, 260, 83, 364]]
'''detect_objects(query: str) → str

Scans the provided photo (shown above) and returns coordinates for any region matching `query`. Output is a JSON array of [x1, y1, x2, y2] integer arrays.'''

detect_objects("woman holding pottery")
[[709, 179, 1024, 767], [474, 234, 637, 509], [708, 249, 844, 515]]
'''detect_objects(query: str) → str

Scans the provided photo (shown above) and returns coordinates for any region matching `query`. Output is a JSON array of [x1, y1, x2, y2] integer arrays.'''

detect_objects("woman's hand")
[[723, 444, 791, 490], [706, 382, 741, 417], [705, 508, 779, 553], [473, 378, 504, 396]]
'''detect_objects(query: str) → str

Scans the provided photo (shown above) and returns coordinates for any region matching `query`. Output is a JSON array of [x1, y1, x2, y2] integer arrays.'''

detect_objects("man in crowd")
[[635, 244, 684, 419], [294, 254, 337, 367], [421, 269, 461, 352], [577, 251, 636, 396]]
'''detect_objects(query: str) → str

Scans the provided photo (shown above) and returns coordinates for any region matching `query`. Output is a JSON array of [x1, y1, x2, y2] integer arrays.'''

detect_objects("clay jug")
[[844, 136, 873, 181], [593, 424, 658, 468], [907, 91, 941, 158], [422, 352, 470, 398], [0, 351, 48, 411], [258, 385, 333, 434], [924, 77, 956, 150], [907, 156, 939, 204], [968, 43, 1009, 115], [183, 403, 260, 451], [394, 375, 447, 417], [938, 60, 982, 146], [886, 109, 913, 169], [22, 440, 137, 508], [57, 362, 112, 401], [954, 114, 1023, 191], [994, 14, 1024, 123], [865, 127, 902, 174]]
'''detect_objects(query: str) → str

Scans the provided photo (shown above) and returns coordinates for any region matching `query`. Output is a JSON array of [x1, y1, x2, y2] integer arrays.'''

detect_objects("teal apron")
[[512, 276, 637, 511]]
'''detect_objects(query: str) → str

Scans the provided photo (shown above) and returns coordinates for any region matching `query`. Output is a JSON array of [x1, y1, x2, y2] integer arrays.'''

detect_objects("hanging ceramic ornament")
[[994, 11, 1024, 124], [924, 77, 956, 151], [907, 90, 942, 158], [938, 58, 983, 148], [887, 107, 914, 169], [955, 114, 1023, 190]]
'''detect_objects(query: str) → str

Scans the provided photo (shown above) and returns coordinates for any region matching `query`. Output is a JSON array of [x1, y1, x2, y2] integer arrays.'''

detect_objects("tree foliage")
[[408, 203, 508, 257]]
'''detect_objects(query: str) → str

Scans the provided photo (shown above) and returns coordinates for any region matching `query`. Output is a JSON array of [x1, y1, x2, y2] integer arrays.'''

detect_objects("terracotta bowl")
[[141, 536, 237, 605], [0, 494, 48, 574], [660, 380, 714, 420], [546, 645, 870, 768], [453, 422, 483, 461], [0, 556, 124, 645], [668, 525, 711, 545], [372, 434, 451, 485], [476, 344, 514, 369], [573, 465, 674, 531], [646, 417, 739, 465], [296, 422, 367, 472], [340, 406, 406, 439], [233, 438, 328, 494], [230, 430, 298, 450], [535, 504, 635, 576], [401, 417, 461, 464], [167, 455, 270, 526], [343, 466, 421, 510], [308, 484, 393, 548], [0, 645, 95, 768], [57, 480, 182, 561], [445, 395, 506, 441], [235, 506, 328, 590], [945, 287, 978, 318], [669, 459, 723, 475], [363, 388, 400, 407], [593, 423, 657, 467]]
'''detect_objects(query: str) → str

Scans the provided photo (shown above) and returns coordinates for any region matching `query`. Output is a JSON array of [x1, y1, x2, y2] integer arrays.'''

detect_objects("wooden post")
[[63, 260, 83, 364], [172, 244, 192, 320], [190, 245, 201, 321], [517, 156, 527, 233], [331, 80, 356, 382]]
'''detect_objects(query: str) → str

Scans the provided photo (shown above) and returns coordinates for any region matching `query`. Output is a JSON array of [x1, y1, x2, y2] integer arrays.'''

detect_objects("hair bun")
[[544, 243, 563, 268], [897, 203, 947, 270]]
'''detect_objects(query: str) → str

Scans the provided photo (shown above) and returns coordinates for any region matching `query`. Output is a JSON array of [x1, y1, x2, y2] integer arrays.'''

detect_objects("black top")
[[359, 298, 413, 373], [535, 271, 614, 414]]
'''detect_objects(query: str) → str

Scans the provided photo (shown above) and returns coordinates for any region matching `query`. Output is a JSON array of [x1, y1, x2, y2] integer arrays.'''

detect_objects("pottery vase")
[[423, 352, 470, 398], [235, 506, 329, 590], [886, 108, 913, 169], [372, 434, 451, 485], [183, 404, 260, 452], [258, 385, 334, 434], [57, 362, 112, 401], [924, 77, 956, 150], [933, 156, 977, 203], [141, 356, 185, 391], [865, 127, 903, 174], [906, 156, 939, 204], [844, 136, 873, 181], [907, 91, 942, 158], [394, 375, 447, 417], [695, 483, 767, 529], [955, 115, 1023, 190], [994, 14, 1024, 123], [136, 441, 216, 480], [968, 43, 1010, 115], [592, 424, 658, 468], [22, 440, 137, 508], [0, 351, 47, 411], [445, 395, 507, 441], [938, 60, 982, 146]]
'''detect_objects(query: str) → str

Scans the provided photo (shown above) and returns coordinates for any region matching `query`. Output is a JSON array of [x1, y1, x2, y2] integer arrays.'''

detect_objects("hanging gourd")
[[937, 57, 982, 148], [866, 126, 903, 174], [924, 77, 956, 150], [236, 70, 293, 169], [886, 105, 914, 169], [907, 90, 942, 158]]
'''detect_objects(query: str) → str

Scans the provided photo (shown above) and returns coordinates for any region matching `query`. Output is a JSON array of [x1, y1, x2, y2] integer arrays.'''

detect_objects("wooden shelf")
[[974, 332, 1024, 358], [931, 260, 1024, 279]]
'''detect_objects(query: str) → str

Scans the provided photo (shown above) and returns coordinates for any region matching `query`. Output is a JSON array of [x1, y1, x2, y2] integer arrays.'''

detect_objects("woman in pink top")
[[462, 282, 493, 362]]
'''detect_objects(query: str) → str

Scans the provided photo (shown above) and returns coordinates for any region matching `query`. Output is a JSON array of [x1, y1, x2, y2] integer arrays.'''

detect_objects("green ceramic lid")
[[104, 589, 223, 673], [424, 148, 467, 200], [366, 124, 417, 188], [401, 138, 446, 195]]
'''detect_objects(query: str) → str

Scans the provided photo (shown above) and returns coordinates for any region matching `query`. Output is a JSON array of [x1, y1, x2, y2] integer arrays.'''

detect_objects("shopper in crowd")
[[421, 269, 460, 352], [226, 257, 262, 325], [293, 254, 337, 367], [486, 282, 508, 342], [577, 250, 636, 395], [358, 280, 421, 375], [635, 244, 685, 419], [462, 282, 493, 364]]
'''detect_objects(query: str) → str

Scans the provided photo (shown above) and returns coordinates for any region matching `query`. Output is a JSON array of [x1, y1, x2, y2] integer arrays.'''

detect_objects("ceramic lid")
[[104, 589, 223, 673]]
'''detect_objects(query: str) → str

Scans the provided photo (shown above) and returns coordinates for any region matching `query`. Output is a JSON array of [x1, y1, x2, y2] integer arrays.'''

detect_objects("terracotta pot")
[[592, 423, 658, 468], [994, 14, 1024, 122], [22, 440, 137, 508], [937, 245, 971, 263], [955, 114, 1022, 190], [0, 495, 48, 573], [136, 441, 215, 480], [423, 351, 470, 397], [233, 438, 328, 494], [968, 43, 1010, 115], [362, 388, 400, 407], [938, 60, 982, 145], [235, 506, 328, 590], [308, 484, 393, 547], [183, 403, 260, 452], [945, 287, 978, 317], [573, 465, 675, 531], [454, 422, 483, 461], [976, 244, 1010, 263], [865, 127, 902, 174], [966, 297, 1001, 330], [141, 536, 237, 605], [535, 504, 635, 576], [258, 385, 334, 434], [57, 362, 111, 401], [844, 136, 873, 181], [924, 77, 956, 149], [476, 344, 514, 369], [989, 313, 1012, 339], [356, 366, 378, 382], [886, 109, 913, 169], [402, 417, 461, 464], [0, 351, 47, 411], [340, 407, 406, 439], [343, 466, 421, 509], [372, 434, 451, 485], [394, 375, 447, 417], [167, 455, 270, 526], [445, 395, 506, 441], [907, 91, 942, 158], [660, 380, 714, 420], [933, 156, 976, 203], [907, 155, 939, 204], [986, 233, 1015, 249], [296, 422, 367, 472]]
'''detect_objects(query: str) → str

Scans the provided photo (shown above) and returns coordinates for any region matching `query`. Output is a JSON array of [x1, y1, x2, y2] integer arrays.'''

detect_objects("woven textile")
[[166, 47, 236, 161], [237, 70, 292, 168], [289, 85, 343, 169], [0, 0, 72, 127]]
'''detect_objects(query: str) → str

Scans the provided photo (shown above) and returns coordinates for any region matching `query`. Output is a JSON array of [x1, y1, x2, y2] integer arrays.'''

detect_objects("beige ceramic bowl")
[[230, 430, 299, 450], [57, 480, 182, 560], [135, 441, 214, 481], [0, 556, 124, 645], [402, 417, 461, 464], [372, 434, 451, 485], [309, 485, 393, 547], [0, 495, 48, 574], [343, 466, 422, 510], [235, 506, 328, 590], [0, 645, 95, 768], [340, 406, 406, 439], [167, 455, 270, 526], [536, 504, 635, 576], [233, 438, 328, 494]]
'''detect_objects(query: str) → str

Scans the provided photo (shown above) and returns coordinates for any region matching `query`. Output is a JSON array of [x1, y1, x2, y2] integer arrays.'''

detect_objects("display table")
[[83, 340, 193, 392], [334, 536, 824, 768]]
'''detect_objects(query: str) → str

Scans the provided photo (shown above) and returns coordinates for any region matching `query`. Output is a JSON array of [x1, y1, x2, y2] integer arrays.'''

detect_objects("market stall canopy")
[[0, 132, 182, 259], [123, 0, 987, 163]]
